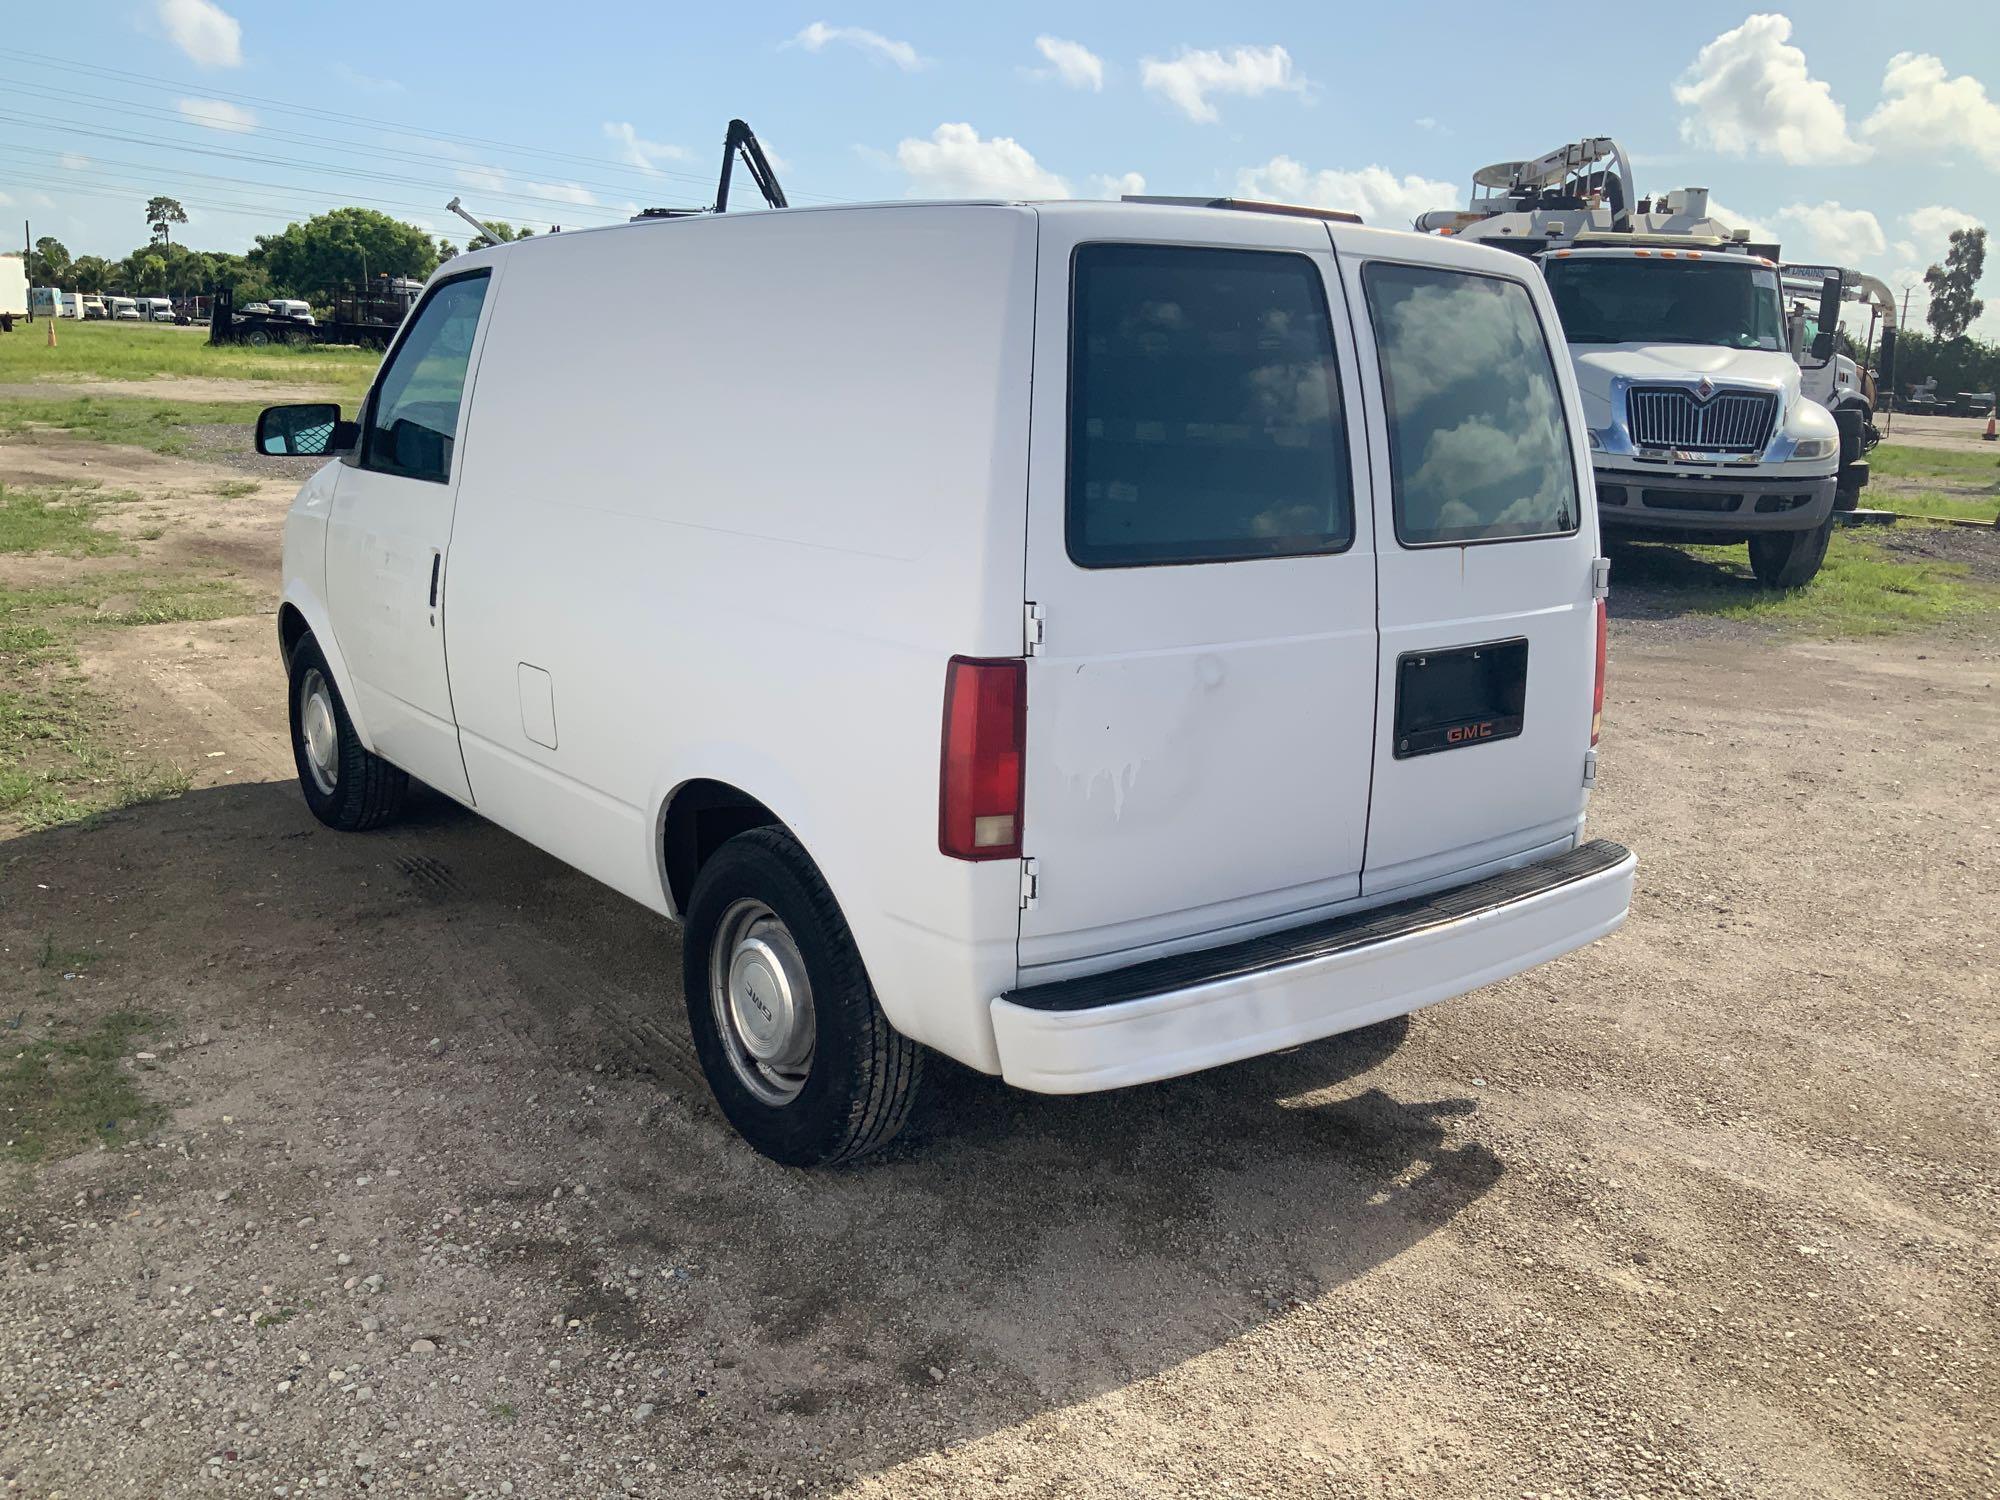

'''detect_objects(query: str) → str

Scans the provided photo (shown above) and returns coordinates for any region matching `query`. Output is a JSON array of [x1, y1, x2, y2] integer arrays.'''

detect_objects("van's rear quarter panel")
[[444, 206, 1041, 1070]]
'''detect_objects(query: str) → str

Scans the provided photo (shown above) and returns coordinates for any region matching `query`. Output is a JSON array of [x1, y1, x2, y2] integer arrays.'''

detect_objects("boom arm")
[[714, 119, 788, 212]]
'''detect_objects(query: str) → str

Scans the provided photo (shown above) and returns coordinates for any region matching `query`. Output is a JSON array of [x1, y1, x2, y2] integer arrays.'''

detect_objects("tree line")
[[26, 197, 534, 306]]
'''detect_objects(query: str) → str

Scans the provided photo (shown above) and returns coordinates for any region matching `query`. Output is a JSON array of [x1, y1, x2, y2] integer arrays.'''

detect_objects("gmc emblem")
[[1447, 720, 1497, 744]]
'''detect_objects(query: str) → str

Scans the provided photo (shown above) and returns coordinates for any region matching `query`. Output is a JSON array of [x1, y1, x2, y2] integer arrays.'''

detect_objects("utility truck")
[[1419, 138, 1874, 587]]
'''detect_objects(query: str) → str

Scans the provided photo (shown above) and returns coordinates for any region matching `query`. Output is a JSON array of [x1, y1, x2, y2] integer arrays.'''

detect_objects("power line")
[[0, 48, 852, 206]]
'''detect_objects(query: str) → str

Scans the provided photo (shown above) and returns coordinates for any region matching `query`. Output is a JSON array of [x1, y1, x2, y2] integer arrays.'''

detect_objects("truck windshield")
[[1543, 258, 1784, 350]]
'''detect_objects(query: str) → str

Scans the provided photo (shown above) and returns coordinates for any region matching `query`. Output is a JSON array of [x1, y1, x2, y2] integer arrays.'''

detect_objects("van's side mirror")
[[256, 403, 357, 457], [1810, 276, 1841, 362]]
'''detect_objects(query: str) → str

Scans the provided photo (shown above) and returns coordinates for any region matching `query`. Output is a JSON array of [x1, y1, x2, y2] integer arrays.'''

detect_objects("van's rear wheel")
[[1748, 521, 1832, 589], [286, 633, 408, 830], [682, 828, 922, 1166]]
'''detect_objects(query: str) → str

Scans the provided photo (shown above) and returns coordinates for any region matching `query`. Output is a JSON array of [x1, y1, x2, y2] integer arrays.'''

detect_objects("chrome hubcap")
[[299, 668, 339, 796], [709, 899, 814, 1106]]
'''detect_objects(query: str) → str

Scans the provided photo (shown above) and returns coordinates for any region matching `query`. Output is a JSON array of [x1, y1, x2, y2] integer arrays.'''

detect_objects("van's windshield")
[[1542, 257, 1785, 350]]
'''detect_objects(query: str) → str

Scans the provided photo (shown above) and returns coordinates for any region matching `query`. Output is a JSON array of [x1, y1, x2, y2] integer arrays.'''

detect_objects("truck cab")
[[1540, 243, 1841, 586]]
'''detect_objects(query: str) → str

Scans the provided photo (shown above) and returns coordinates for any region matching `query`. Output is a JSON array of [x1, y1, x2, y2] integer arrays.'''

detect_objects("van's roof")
[[448, 198, 1540, 280]]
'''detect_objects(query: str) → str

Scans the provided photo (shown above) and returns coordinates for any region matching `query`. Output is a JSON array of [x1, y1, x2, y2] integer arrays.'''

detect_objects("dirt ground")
[[1, 432, 1996, 1499], [1877, 412, 1998, 453]]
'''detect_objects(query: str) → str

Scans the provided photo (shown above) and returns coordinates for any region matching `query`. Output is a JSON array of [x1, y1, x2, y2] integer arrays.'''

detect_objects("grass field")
[[0, 396, 270, 455], [0, 319, 377, 399], [1614, 526, 2000, 636], [1868, 442, 2000, 523]]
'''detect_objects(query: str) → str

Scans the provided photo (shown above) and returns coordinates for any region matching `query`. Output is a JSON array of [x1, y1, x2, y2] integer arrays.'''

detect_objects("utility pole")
[[23, 219, 31, 321]]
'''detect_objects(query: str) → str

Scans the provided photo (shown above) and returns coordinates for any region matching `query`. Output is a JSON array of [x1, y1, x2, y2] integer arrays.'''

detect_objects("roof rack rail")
[[1122, 194, 1363, 225]]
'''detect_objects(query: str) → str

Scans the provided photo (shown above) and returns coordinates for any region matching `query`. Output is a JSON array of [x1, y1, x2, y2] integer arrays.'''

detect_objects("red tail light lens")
[[1591, 598, 1607, 746], [939, 657, 1025, 861]]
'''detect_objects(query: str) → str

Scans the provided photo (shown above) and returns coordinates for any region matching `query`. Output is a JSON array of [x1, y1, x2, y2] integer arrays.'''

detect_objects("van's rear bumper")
[[990, 839, 1634, 1094]]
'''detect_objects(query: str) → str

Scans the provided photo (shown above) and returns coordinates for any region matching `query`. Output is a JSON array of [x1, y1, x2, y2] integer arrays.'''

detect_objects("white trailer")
[[0, 254, 26, 318]]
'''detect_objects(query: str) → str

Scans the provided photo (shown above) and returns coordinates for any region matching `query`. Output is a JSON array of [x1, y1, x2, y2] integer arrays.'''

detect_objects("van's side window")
[[360, 272, 491, 485], [1067, 244, 1354, 568], [1363, 262, 1579, 547]]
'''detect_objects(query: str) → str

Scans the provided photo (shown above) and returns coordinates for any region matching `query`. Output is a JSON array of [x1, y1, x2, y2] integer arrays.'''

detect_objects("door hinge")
[[1582, 749, 1599, 789], [1019, 856, 1040, 910], [1591, 557, 1612, 600], [1023, 601, 1045, 657]]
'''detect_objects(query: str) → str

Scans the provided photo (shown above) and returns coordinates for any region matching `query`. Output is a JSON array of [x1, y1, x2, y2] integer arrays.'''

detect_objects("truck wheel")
[[1748, 521, 1833, 589], [682, 827, 923, 1166], [245, 328, 271, 347], [286, 634, 408, 830]]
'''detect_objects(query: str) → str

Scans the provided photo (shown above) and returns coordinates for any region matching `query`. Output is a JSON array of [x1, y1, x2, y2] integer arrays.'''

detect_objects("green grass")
[[0, 483, 132, 557], [0, 319, 377, 398], [0, 396, 272, 455], [1, 1006, 165, 1164], [0, 574, 253, 830], [209, 480, 260, 499], [1868, 443, 2000, 523], [1618, 529, 1999, 637]]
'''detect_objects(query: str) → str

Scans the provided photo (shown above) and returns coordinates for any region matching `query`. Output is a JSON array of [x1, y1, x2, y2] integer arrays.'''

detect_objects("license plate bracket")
[[1393, 637, 1528, 759]]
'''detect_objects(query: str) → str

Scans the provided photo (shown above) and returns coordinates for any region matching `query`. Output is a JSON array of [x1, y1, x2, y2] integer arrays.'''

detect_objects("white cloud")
[[333, 62, 402, 93], [1034, 36, 1103, 91], [602, 122, 690, 174], [1236, 156, 1456, 226], [1672, 14, 1868, 165], [1414, 116, 1448, 134], [455, 165, 597, 208], [1905, 204, 1983, 255], [158, 0, 242, 67], [1089, 172, 1146, 198], [896, 123, 1068, 199], [1707, 200, 1776, 244], [1141, 45, 1303, 124], [177, 97, 257, 133], [1863, 53, 2000, 170], [59, 153, 91, 171], [1776, 201, 1887, 265], [791, 22, 926, 71]]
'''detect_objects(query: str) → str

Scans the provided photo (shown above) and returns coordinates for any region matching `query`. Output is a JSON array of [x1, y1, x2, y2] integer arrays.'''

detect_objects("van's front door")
[[326, 269, 494, 805], [1340, 252, 1601, 895], [1018, 210, 1379, 974]]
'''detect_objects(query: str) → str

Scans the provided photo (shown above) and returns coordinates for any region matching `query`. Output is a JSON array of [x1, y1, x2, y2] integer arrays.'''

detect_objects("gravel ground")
[[173, 424, 330, 481], [0, 438, 1995, 1498]]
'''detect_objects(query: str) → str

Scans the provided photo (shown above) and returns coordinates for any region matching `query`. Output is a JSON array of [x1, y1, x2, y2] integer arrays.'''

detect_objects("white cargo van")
[[256, 201, 1635, 1164]]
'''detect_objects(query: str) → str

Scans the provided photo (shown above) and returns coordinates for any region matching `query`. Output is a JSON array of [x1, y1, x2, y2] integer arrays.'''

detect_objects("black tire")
[[286, 633, 408, 831], [1748, 521, 1833, 589], [682, 827, 923, 1166], [245, 328, 271, 348]]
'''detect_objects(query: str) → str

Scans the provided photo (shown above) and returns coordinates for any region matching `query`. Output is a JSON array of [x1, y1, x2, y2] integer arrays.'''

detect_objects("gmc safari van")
[[256, 200, 1636, 1165]]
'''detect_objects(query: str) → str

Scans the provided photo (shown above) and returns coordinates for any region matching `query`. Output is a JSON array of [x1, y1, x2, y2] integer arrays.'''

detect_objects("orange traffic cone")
[[1985, 412, 1997, 442], [45, 316, 56, 349]]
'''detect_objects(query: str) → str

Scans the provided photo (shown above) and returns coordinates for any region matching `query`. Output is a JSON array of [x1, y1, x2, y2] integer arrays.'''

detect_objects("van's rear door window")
[[1067, 244, 1354, 568], [1362, 262, 1580, 547]]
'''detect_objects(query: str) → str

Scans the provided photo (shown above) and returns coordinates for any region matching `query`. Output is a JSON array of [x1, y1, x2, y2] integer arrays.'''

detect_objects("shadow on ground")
[[7, 780, 1503, 1484]]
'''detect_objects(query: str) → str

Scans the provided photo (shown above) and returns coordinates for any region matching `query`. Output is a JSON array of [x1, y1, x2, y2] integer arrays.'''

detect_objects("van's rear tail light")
[[939, 657, 1025, 861], [1591, 598, 1607, 746]]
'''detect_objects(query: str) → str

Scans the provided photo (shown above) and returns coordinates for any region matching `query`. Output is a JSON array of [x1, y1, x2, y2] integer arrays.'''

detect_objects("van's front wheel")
[[286, 634, 408, 830], [1748, 520, 1833, 589], [682, 828, 923, 1166]]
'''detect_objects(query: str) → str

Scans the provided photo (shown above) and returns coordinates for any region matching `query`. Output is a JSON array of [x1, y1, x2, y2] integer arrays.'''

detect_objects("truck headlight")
[[1790, 436, 1836, 461]]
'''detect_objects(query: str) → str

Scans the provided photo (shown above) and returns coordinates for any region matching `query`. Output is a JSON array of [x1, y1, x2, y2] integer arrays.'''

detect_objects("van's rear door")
[[1017, 207, 1379, 974], [1337, 243, 1601, 896]]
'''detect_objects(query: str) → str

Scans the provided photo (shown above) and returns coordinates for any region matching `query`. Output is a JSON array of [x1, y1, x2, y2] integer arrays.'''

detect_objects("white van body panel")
[[1018, 204, 1380, 973], [1334, 228, 1601, 893], [441, 206, 1039, 1065]]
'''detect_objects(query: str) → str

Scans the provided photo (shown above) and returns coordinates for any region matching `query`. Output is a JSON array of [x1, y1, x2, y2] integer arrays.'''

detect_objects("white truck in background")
[[1418, 138, 1875, 588], [0, 255, 31, 318]]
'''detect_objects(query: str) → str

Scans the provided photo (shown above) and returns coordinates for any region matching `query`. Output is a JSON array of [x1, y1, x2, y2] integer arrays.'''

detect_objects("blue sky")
[[5, 2, 1996, 331]]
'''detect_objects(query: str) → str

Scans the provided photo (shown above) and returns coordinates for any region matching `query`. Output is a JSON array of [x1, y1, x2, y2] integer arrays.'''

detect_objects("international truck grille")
[[1625, 386, 1777, 454]]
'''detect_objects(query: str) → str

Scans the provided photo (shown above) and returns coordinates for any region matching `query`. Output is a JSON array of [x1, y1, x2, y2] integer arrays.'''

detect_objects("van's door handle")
[[428, 551, 441, 608]]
